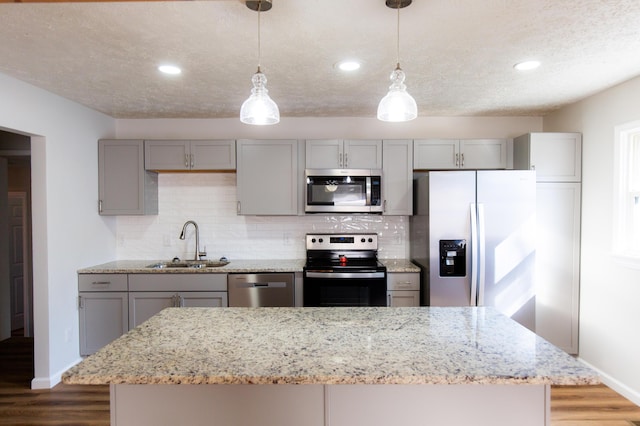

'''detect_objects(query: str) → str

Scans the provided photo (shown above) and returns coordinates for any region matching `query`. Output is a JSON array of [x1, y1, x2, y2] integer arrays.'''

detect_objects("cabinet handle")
[[383, 200, 387, 212], [185, 154, 189, 168], [237, 201, 241, 214], [98, 200, 103, 213], [190, 154, 194, 168], [344, 152, 348, 168], [461, 153, 465, 167], [339, 153, 343, 168], [388, 293, 391, 307], [455, 153, 459, 167], [92, 281, 111, 285], [78, 295, 83, 309], [179, 295, 184, 307]]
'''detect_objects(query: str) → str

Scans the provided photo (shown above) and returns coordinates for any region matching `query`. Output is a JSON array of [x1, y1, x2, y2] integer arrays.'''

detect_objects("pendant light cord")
[[396, 5, 400, 69], [256, 1, 262, 72]]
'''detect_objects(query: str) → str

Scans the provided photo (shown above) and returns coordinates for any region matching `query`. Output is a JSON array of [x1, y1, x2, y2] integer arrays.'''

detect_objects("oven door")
[[303, 270, 387, 307]]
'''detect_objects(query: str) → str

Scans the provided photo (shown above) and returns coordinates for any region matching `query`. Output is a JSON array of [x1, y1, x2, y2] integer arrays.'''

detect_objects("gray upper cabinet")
[[305, 139, 382, 169], [236, 139, 298, 215], [413, 139, 507, 170], [145, 140, 236, 171], [382, 140, 413, 215], [513, 133, 581, 182], [98, 139, 158, 215]]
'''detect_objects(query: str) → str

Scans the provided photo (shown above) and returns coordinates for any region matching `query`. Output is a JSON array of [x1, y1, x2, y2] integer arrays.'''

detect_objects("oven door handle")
[[305, 271, 385, 279]]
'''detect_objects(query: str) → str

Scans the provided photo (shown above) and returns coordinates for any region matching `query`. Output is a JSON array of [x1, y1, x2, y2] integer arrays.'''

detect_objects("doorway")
[[0, 131, 34, 385]]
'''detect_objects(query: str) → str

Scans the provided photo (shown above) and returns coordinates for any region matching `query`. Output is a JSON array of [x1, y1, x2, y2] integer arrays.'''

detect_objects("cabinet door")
[[128, 292, 176, 329], [144, 140, 190, 170], [382, 140, 413, 215], [535, 182, 581, 354], [305, 140, 343, 168], [460, 139, 507, 169], [387, 291, 420, 307], [99, 139, 158, 215], [344, 140, 383, 169], [413, 139, 458, 170], [179, 291, 228, 307], [237, 139, 298, 215], [79, 292, 128, 355], [190, 140, 236, 170], [530, 133, 581, 181]]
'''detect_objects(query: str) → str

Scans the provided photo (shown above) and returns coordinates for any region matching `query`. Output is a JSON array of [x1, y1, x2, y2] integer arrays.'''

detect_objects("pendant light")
[[240, 0, 280, 125], [377, 0, 417, 122]]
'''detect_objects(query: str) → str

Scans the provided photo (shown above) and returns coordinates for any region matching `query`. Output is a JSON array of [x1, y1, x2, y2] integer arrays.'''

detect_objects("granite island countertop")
[[63, 307, 598, 386], [77, 259, 419, 274]]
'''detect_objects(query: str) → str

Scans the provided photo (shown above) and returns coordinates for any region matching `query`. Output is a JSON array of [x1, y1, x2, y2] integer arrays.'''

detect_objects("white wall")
[[0, 72, 116, 388], [544, 75, 640, 404], [115, 116, 543, 261]]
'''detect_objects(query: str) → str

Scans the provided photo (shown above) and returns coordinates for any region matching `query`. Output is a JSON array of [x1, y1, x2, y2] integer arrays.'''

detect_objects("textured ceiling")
[[1, 0, 640, 119]]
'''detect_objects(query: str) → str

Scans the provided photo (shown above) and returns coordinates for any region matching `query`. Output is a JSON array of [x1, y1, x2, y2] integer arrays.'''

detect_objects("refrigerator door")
[[428, 171, 476, 306], [476, 170, 536, 330]]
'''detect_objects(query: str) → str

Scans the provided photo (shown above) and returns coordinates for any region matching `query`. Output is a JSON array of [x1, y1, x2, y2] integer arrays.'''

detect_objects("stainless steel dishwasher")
[[228, 273, 295, 307]]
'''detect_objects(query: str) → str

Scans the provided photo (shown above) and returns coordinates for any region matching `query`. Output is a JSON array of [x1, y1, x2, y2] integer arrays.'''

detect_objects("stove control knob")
[[368, 238, 373, 243], [319, 238, 324, 243], [361, 238, 366, 243], [311, 238, 316, 243]]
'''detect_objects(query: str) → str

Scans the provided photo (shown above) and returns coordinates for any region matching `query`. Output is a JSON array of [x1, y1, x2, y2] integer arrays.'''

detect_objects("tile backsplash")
[[116, 173, 409, 261]]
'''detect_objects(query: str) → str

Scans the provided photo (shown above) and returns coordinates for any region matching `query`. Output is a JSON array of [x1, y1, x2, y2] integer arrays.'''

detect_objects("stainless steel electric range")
[[302, 233, 387, 307]]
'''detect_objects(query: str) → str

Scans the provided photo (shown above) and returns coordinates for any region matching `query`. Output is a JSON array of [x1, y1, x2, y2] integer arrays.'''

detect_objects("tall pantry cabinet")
[[514, 132, 582, 354]]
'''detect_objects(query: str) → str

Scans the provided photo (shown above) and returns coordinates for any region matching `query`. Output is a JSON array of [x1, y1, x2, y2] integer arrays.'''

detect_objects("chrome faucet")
[[179, 220, 207, 261]]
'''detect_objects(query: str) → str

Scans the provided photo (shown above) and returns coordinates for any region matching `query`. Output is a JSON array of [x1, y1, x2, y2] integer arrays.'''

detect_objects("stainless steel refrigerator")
[[410, 170, 537, 330]]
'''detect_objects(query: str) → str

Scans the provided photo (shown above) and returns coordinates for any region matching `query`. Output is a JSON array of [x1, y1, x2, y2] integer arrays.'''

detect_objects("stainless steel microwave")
[[305, 169, 382, 213]]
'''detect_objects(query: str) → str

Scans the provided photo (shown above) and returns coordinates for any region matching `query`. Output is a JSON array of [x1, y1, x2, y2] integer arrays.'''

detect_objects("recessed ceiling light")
[[336, 60, 361, 72], [158, 65, 182, 75], [514, 60, 541, 71]]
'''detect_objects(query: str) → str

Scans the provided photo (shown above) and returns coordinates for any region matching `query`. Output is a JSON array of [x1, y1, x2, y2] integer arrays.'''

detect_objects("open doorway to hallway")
[[0, 130, 34, 381]]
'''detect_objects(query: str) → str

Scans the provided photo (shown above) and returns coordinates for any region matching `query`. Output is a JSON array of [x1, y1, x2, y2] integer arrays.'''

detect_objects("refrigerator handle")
[[470, 203, 478, 306], [477, 203, 486, 306]]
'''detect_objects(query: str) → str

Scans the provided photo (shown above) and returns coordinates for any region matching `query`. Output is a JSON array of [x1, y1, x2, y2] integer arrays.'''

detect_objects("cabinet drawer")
[[387, 273, 419, 291], [79, 274, 128, 292], [129, 274, 227, 292]]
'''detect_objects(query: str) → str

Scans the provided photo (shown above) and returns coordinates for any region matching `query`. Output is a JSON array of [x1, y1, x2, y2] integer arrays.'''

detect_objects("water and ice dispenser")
[[439, 240, 466, 277]]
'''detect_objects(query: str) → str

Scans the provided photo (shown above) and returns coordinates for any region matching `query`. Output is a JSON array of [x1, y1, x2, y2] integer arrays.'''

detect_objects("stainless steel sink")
[[146, 260, 229, 269]]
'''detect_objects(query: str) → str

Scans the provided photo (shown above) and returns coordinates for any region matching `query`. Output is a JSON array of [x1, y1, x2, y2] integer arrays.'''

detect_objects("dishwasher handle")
[[233, 281, 288, 289]]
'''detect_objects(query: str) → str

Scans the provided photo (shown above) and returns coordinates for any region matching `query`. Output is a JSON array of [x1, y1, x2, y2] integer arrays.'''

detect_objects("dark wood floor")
[[2, 336, 640, 425]]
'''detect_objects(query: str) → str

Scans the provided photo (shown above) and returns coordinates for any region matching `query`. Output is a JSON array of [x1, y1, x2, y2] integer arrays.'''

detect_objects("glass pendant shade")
[[240, 70, 280, 125], [377, 66, 417, 122]]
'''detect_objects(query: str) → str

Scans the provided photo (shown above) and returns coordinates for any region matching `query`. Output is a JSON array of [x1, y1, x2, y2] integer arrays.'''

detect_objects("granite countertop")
[[62, 307, 599, 386], [77, 259, 419, 274]]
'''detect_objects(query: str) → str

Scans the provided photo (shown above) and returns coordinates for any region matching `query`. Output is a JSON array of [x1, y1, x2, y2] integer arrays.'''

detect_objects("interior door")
[[8, 193, 25, 332], [0, 158, 9, 340], [476, 170, 536, 331]]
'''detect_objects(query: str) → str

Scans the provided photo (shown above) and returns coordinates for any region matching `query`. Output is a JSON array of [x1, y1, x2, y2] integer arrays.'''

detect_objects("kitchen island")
[[63, 307, 598, 425]]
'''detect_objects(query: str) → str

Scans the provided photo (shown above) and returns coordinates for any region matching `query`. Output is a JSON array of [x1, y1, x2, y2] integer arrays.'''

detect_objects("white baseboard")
[[31, 357, 83, 390], [578, 358, 640, 406]]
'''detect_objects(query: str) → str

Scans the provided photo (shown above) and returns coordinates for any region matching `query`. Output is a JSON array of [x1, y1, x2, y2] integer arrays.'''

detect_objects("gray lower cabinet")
[[387, 272, 420, 307], [128, 273, 228, 329], [128, 291, 228, 328], [98, 139, 158, 215], [78, 274, 129, 356], [79, 273, 228, 354]]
